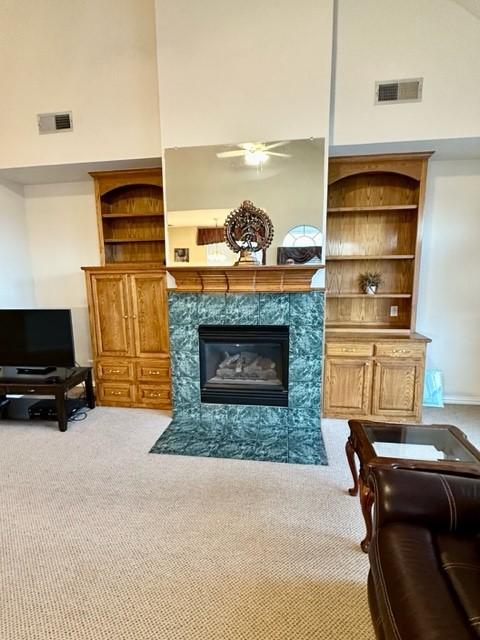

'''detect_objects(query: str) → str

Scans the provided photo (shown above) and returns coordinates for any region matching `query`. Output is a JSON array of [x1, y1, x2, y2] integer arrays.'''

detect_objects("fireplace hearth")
[[199, 325, 289, 406]]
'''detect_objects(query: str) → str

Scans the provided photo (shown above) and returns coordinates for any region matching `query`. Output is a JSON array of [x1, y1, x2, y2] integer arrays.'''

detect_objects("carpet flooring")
[[0, 405, 479, 640]]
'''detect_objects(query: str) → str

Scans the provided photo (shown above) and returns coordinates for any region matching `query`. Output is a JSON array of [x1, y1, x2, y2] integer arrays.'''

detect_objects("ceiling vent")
[[375, 79, 423, 104], [37, 111, 73, 134]]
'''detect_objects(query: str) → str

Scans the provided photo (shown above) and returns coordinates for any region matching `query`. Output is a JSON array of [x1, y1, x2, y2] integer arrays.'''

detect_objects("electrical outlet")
[[390, 305, 398, 317]]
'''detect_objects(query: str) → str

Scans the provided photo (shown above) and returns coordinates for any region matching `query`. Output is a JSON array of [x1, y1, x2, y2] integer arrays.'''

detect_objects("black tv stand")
[[0, 367, 95, 432], [16, 366, 56, 375]]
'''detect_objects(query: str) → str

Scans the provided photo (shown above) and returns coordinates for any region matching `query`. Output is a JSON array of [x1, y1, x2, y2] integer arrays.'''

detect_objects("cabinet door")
[[372, 359, 423, 420], [323, 358, 372, 417], [90, 274, 133, 357], [129, 273, 169, 357]]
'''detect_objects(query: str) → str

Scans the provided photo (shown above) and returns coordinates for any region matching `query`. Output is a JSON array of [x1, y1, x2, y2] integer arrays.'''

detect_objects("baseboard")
[[442, 395, 480, 406]]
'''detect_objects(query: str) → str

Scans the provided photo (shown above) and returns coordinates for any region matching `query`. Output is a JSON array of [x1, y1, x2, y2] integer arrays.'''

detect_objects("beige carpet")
[[0, 405, 479, 640]]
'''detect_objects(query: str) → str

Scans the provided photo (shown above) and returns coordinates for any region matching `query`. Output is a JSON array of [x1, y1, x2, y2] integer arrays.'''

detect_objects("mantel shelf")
[[168, 265, 325, 293], [326, 254, 415, 261], [327, 204, 417, 212]]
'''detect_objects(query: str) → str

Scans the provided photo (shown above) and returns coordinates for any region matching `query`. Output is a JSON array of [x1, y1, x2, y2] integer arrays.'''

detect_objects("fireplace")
[[198, 325, 289, 406]]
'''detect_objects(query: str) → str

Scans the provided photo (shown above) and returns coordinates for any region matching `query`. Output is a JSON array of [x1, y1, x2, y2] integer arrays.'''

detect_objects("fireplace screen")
[[199, 325, 289, 406]]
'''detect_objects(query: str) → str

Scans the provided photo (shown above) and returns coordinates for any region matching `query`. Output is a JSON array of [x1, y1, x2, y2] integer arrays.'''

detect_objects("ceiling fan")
[[216, 141, 291, 166]]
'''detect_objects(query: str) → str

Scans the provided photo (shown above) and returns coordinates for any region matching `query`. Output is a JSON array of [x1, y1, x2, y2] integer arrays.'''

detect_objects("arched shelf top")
[[328, 152, 432, 185], [100, 182, 163, 200]]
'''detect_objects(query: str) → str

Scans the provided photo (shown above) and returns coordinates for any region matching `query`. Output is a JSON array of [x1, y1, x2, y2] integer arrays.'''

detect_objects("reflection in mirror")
[[164, 138, 325, 267]]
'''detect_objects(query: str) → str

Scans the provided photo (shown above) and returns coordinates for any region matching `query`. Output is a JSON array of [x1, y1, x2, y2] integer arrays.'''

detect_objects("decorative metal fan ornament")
[[224, 200, 274, 266]]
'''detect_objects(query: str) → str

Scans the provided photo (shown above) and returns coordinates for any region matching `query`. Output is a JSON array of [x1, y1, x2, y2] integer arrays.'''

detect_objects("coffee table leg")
[[345, 436, 359, 496], [359, 474, 374, 553]]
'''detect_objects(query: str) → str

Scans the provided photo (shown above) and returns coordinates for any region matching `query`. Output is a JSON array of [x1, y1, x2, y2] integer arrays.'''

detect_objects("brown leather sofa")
[[367, 466, 480, 640]]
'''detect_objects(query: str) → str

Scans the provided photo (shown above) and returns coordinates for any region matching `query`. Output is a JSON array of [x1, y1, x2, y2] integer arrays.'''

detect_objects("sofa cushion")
[[436, 532, 480, 635], [370, 523, 475, 640]]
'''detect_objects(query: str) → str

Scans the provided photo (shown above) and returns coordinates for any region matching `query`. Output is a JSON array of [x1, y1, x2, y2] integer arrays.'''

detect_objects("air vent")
[[375, 79, 423, 104], [37, 111, 73, 134]]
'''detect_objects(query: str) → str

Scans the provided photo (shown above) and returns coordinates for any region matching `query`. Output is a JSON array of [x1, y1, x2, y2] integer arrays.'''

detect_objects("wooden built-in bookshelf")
[[325, 154, 432, 333], [90, 168, 165, 265], [323, 153, 433, 423]]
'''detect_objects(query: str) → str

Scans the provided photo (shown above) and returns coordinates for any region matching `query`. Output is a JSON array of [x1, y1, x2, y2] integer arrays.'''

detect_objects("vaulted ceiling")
[[452, 0, 480, 19]]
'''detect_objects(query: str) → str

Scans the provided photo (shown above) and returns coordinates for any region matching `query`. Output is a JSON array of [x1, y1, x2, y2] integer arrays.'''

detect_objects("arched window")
[[282, 224, 323, 247]]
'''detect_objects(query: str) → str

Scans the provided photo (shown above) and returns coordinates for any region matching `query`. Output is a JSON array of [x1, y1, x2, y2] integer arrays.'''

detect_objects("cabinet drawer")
[[137, 383, 171, 407], [326, 342, 374, 357], [136, 359, 170, 382], [375, 343, 425, 359], [96, 359, 134, 381], [98, 382, 135, 404]]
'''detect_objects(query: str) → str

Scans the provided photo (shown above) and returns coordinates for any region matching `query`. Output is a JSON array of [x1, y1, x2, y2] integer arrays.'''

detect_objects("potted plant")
[[358, 271, 383, 295]]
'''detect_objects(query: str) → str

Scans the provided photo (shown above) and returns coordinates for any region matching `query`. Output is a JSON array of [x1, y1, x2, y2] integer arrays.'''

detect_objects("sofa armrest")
[[369, 466, 480, 533]]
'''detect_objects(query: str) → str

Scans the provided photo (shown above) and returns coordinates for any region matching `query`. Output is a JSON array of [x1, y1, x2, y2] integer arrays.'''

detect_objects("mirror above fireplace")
[[163, 138, 325, 267]]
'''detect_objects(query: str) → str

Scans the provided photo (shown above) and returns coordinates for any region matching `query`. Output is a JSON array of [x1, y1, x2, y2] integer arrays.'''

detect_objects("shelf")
[[104, 238, 165, 244], [326, 322, 410, 330], [102, 212, 164, 218], [327, 205, 418, 213], [326, 293, 412, 298], [326, 255, 415, 261]]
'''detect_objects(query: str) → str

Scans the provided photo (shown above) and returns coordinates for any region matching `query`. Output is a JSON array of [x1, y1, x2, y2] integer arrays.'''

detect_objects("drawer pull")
[[342, 347, 357, 353], [147, 392, 161, 398], [106, 368, 122, 374], [110, 391, 123, 396], [392, 349, 408, 354], [148, 370, 161, 375]]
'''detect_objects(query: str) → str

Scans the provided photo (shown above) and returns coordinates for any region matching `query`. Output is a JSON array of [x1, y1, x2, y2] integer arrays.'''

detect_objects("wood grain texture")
[[323, 335, 427, 422], [130, 274, 169, 357], [326, 152, 430, 334], [90, 274, 133, 357], [372, 359, 424, 420], [323, 358, 372, 416], [90, 168, 165, 266], [83, 267, 171, 409], [167, 266, 324, 293]]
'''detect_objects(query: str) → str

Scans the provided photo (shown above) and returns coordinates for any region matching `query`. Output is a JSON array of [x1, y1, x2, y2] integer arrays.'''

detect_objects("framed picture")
[[174, 248, 189, 263]]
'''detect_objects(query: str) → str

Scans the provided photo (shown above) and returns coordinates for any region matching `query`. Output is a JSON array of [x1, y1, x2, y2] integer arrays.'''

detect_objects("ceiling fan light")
[[245, 150, 269, 166]]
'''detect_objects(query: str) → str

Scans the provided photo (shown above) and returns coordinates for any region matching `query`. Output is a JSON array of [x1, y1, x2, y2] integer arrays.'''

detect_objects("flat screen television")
[[0, 309, 75, 369]]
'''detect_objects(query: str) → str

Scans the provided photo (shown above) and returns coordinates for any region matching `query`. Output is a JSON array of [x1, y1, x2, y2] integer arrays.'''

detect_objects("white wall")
[[0, 180, 35, 307], [332, 0, 480, 145], [24, 181, 100, 365], [417, 159, 480, 402], [0, 0, 161, 169], [155, 0, 334, 148]]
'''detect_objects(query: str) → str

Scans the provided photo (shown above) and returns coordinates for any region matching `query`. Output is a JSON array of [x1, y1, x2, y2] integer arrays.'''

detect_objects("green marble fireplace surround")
[[150, 290, 326, 465]]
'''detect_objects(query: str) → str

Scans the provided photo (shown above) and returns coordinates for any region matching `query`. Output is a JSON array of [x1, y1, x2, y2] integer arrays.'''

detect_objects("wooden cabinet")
[[90, 168, 165, 265], [324, 358, 372, 416], [83, 267, 171, 410], [323, 335, 429, 422], [372, 359, 423, 419], [323, 153, 432, 422]]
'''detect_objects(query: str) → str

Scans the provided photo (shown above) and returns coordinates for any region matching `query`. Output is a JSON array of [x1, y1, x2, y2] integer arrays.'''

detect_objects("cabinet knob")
[[123, 315, 128, 319]]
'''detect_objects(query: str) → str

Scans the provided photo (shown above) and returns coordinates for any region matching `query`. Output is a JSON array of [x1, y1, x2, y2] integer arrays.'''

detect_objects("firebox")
[[198, 325, 289, 406]]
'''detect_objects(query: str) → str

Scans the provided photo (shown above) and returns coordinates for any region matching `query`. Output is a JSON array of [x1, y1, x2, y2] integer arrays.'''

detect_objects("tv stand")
[[16, 366, 56, 375], [0, 367, 95, 432]]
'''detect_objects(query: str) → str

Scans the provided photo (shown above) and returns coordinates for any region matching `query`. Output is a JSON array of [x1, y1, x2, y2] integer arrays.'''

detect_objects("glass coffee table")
[[346, 420, 480, 552]]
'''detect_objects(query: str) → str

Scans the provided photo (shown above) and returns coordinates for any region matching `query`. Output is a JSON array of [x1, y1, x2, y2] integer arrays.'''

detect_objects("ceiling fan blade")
[[263, 141, 290, 151], [216, 150, 246, 158], [266, 152, 291, 158]]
